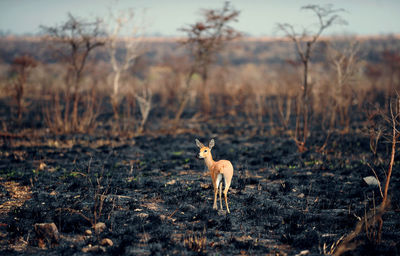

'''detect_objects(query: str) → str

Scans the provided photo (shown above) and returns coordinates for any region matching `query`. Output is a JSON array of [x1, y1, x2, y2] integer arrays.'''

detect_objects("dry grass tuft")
[[183, 228, 207, 253]]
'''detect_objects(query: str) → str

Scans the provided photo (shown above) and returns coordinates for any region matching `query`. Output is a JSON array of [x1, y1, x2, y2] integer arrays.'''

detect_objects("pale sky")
[[0, 0, 399, 36]]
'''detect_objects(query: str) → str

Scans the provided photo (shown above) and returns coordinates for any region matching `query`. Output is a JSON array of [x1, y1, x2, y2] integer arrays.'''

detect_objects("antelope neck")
[[204, 154, 215, 170]]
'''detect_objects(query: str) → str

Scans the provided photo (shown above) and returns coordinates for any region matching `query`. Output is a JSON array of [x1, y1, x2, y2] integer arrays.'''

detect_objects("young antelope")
[[195, 139, 234, 213]]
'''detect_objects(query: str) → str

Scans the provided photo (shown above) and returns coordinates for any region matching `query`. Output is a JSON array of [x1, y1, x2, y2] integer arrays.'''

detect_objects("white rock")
[[363, 176, 380, 186], [295, 250, 310, 256], [100, 238, 113, 247], [93, 222, 106, 234]]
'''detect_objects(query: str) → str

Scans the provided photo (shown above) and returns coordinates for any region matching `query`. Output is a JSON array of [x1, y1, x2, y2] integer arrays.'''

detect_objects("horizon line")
[[1, 33, 400, 43]]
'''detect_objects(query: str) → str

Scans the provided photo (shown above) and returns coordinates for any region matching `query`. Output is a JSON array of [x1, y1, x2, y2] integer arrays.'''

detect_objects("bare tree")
[[328, 40, 360, 132], [41, 14, 105, 132], [10, 55, 37, 122], [382, 97, 400, 204], [317, 40, 361, 151], [333, 95, 400, 255], [277, 4, 347, 151], [174, 2, 240, 123], [104, 7, 152, 134], [135, 86, 152, 134], [105, 7, 144, 121]]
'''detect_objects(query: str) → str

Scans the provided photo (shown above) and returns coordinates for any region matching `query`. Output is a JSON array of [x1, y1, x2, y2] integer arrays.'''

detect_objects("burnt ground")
[[0, 125, 400, 255]]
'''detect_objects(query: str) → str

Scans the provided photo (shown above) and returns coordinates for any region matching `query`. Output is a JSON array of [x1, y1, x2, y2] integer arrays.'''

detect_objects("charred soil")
[[0, 127, 399, 255]]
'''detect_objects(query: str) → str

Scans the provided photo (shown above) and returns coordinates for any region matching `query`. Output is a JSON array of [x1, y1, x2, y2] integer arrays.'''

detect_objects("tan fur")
[[196, 139, 234, 213]]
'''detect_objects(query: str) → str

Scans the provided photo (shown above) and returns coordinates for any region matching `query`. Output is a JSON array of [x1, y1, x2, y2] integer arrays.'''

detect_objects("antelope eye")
[[204, 150, 208, 153]]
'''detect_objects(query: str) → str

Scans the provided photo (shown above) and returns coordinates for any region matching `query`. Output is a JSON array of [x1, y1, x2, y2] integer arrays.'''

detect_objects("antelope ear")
[[195, 139, 204, 148], [209, 139, 215, 149]]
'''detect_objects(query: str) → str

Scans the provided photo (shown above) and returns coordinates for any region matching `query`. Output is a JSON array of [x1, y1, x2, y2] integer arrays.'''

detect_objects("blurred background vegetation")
[[0, 3, 398, 149]]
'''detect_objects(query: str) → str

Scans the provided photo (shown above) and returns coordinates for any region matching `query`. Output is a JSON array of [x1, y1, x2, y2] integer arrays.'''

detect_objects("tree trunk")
[[111, 70, 121, 121], [383, 117, 397, 203], [71, 75, 80, 132], [174, 70, 195, 124], [301, 60, 310, 151], [303, 60, 308, 102], [201, 77, 211, 117]]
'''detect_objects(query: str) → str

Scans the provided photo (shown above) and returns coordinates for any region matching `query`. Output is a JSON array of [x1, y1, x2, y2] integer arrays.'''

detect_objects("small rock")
[[295, 249, 310, 256], [200, 183, 211, 189], [39, 162, 47, 171], [34, 223, 60, 248], [363, 176, 380, 186], [85, 229, 92, 236], [297, 193, 305, 198], [166, 179, 176, 185], [138, 212, 149, 218], [93, 222, 106, 234], [82, 245, 106, 253], [100, 238, 113, 247]]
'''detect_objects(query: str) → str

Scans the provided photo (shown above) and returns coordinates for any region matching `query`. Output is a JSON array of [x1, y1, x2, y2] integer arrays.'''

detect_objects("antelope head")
[[195, 139, 215, 159]]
